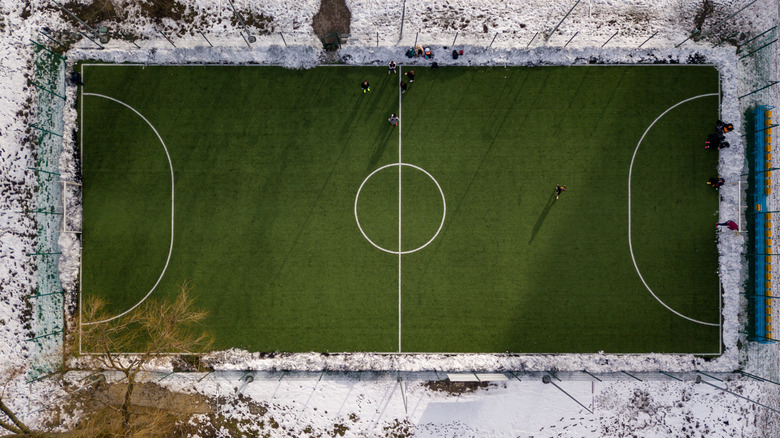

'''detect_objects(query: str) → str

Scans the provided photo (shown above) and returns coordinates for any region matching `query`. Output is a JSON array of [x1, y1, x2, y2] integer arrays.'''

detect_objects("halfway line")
[[398, 67, 403, 353]]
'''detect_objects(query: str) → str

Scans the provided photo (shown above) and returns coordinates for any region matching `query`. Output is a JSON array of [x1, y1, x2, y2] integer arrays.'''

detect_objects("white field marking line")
[[75, 350, 724, 356], [83, 63, 720, 68], [79, 63, 84, 353], [628, 92, 719, 327], [354, 163, 446, 255], [719, 280, 722, 355], [398, 66, 403, 353], [738, 180, 742, 232], [81, 92, 175, 326]]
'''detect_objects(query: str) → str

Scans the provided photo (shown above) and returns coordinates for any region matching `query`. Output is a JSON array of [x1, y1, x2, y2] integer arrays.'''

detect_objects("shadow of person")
[[528, 190, 558, 245], [366, 125, 394, 171]]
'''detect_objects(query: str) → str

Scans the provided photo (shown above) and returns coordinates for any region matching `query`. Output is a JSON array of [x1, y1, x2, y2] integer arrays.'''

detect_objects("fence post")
[[78, 31, 104, 49], [279, 32, 288, 47], [121, 33, 141, 49], [698, 377, 780, 414], [621, 371, 642, 381], [48, 0, 97, 34], [659, 371, 682, 381], [543, 375, 593, 414], [29, 124, 63, 138], [39, 30, 66, 50], [582, 370, 602, 382], [159, 30, 176, 48], [546, 0, 583, 39], [739, 81, 780, 99], [32, 81, 66, 100], [739, 370, 780, 386], [199, 31, 213, 47], [488, 32, 498, 49], [739, 38, 778, 60], [526, 32, 539, 49], [451, 31, 458, 46], [564, 31, 578, 48], [675, 29, 699, 48], [736, 26, 776, 52], [399, 1, 406, 41], [696, 371, 723, 382], [226, 0, 255, 43], [240, 32, 251, 48], [637, 31, 658, 48], [29, 40, 67, 61], [601, 31, 618, 48], [413, 31, 419, 49], [696, 0, 759, 41]]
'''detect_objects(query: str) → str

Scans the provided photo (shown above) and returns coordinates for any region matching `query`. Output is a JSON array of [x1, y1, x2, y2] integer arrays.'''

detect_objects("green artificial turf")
[[80, 64, 721, 354]]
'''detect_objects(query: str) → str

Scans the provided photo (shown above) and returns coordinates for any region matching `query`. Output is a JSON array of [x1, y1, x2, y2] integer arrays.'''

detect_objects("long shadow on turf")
[[367, 127, 394, 171], [528, 190, 558, 245]]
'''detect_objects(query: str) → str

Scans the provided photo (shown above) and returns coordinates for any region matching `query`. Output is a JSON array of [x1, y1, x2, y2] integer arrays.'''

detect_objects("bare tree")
[[76, 281, 213, 436], [0, 367, 51, 437]]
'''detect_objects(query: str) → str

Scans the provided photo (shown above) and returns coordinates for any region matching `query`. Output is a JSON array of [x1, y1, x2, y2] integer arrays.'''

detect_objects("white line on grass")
[[81, 92, 175, 326], [628, 92, 719, 327], [354, 163, 446, 254], [398, 66, 403, 353], [79, 64, 84, 353]]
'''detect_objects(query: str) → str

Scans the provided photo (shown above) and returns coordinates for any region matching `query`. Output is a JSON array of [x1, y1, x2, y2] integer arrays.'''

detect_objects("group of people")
[[704, 120, 734, 150], [706, 120, 738, 231], [362, 62, 418, 128], [406, 45, 433, 60]]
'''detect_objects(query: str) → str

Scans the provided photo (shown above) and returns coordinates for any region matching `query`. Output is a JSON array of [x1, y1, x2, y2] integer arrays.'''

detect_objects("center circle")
[[354, 163, 446, 255]]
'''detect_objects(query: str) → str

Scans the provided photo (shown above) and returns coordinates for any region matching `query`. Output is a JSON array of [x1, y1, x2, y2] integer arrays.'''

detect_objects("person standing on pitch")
[[388, 113, 399, 127], [388, 61, 397, 74], [555, 184, 567, 199], [707, 176, 725, 190], [405, 70, 415, 83], [400, 80, 407, 94], [361, 80, 371, 93]]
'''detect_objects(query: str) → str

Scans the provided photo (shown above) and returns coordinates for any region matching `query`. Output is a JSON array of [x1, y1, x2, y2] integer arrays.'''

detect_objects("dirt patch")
[[383, 418, 415, 437], [56, 380, 212, 436], [421, 6, 486, 32], [312, 0, 350, 40], [423, 380, 489, 395], [229, 8, 274, 34], [139, 0, 196, 26], [97, 381, 212, 413], [60, 0, 120, 26], [693, 0, 715, 31]]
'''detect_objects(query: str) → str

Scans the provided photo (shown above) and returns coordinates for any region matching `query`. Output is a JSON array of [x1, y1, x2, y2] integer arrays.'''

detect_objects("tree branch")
[[0, 417, 21, 435], [0, 398, 31, 434]]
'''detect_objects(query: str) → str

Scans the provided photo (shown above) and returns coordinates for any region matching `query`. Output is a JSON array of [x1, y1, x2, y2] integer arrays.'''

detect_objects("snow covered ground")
[[1, 0, 780, 435]]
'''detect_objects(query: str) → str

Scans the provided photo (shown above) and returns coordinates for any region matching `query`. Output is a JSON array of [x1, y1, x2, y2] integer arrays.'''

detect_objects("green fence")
[[26, 40, 67, 381]]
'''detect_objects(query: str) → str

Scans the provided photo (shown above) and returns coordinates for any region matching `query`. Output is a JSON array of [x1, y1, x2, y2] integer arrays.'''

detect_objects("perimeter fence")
[[37, 368, 776, 418], [35, 0, 771, 54], [735, 7, 779, 383], [43, 26, 762, 53], [26, 38, 67, 382]]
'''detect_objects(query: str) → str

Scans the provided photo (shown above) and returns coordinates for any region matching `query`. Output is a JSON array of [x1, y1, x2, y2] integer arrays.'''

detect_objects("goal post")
[[61, 180, 82, 233]]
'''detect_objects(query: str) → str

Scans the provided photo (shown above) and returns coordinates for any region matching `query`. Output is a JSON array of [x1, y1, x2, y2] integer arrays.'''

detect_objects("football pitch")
[[80, 63, 722, 354]]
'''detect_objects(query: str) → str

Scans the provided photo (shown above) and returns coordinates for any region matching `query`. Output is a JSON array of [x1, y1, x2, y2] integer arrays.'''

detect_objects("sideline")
[[627, 92, 720, 327], [81, 92, 175, 326]]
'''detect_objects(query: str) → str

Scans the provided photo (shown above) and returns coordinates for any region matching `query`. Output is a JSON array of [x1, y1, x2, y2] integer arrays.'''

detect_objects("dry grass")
[[65, 381, 211, 437]]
